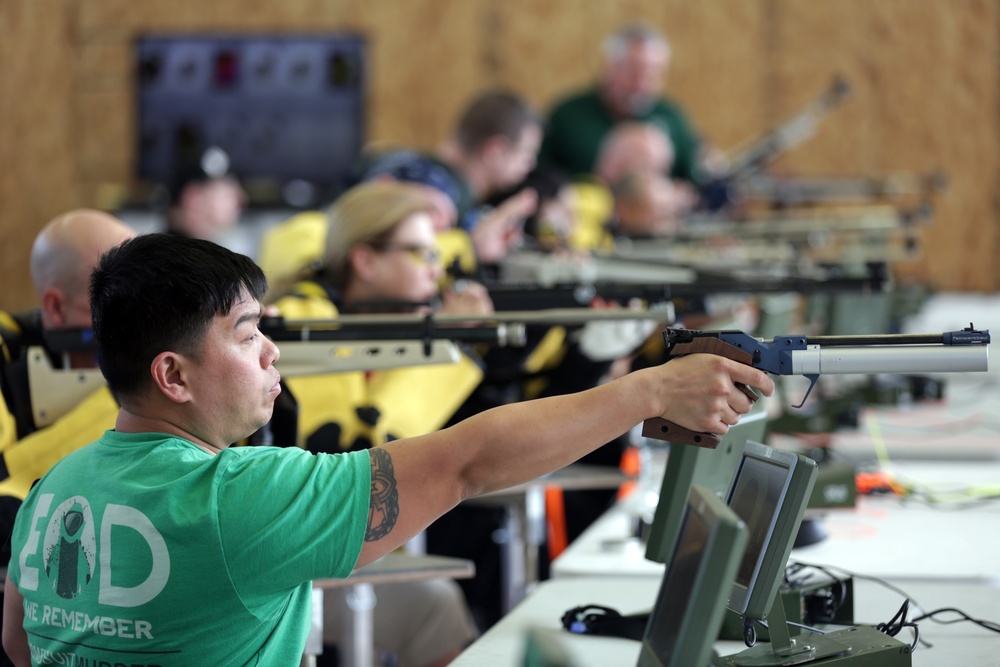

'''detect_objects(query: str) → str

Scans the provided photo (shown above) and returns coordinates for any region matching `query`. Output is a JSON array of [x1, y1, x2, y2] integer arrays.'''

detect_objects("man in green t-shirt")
[[538, 22, 703, 186], [3, 233, 772, 665]]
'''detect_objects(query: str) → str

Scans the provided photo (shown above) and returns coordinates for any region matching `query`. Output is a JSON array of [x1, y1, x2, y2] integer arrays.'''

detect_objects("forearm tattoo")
[[366, 448, 399, 541]]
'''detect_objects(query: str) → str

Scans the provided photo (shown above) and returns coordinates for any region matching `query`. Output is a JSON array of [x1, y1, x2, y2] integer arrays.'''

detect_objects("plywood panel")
[[2, 0, 998, 303], [864, 0, 999, 291], [0, 0, 81, 312], [763, 1, 877, 175], [362, 1, 482, 149], [480, 0, 599, 109], [77, 0, 362, 34], [766, 0, 999, 292], [656, 2, 771, 155]]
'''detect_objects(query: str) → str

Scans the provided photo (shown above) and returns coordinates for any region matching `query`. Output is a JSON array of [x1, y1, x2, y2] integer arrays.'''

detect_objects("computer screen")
[[637, 484, 747, 667], [644, 401, 768, 564], [724, 441, 817, 623], [135, 33, 365, 206]]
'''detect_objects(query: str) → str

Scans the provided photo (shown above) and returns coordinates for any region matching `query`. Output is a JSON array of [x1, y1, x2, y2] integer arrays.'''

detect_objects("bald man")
[[29, 209, 136, 328], [0, 210, 135, 571], [0, 209, 135, 495], [595, 121, 675, 187]]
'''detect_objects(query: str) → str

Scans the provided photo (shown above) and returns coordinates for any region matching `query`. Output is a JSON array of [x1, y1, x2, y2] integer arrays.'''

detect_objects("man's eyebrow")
[[234, 306, 263, 329]]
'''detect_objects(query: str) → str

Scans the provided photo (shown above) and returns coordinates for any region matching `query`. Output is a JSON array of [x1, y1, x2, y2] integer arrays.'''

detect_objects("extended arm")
[[354, 353, 773, 566]]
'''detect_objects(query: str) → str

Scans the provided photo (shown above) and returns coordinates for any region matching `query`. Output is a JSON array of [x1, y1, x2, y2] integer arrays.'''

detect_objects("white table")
[[551, 460, 1000, 582], [451, 575, 1000, 667]]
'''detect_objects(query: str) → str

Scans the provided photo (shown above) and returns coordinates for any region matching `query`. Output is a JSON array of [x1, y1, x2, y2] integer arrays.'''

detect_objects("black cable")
[[911, 607, 1000, 635], [790, 560, 1000, 648], [875, 598, 920, 651], [788, 560, 926, 613]]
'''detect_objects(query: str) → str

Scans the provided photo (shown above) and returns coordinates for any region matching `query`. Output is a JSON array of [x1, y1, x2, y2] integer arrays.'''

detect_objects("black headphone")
[[560, 605, 649, 641]]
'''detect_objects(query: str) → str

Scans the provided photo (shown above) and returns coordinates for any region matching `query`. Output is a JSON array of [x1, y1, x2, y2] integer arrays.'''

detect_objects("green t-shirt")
[[538, 87, 702, 184], [8, 430, 371, 666]]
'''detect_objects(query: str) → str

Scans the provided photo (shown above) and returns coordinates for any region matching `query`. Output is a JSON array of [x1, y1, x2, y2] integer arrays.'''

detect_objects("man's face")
[[487, 124, 542, 193], [604, 41, 670, 117], [181, 177, 247, 240], [183, 292, 282, 444]]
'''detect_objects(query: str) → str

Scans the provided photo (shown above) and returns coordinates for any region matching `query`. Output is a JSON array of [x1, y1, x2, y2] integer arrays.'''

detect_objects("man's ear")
[[150, 351, 192, 404], [40, 287, 68, 328]]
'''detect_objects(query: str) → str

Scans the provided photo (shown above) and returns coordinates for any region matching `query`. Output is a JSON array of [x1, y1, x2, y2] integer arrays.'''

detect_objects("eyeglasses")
[[376, 243, 441, 266]]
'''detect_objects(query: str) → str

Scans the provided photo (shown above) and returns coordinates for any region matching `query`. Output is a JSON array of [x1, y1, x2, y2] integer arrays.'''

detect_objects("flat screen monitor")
[[637, 484, 747, 667], [724, 441, 817, 624], [644, 401, 768, 564], [135, 33, 365, 206]]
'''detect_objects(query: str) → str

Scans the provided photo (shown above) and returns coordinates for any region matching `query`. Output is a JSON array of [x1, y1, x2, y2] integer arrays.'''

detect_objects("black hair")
[[89, 233, 268, 402], [166, 144, 234, 205], [454, 90, 539, 153]]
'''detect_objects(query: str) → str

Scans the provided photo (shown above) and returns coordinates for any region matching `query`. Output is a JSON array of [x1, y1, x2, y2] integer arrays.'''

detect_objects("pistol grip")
[[640, 418, 722, 449], [640, 383, 758, 449], [646, 336, 758, 449]]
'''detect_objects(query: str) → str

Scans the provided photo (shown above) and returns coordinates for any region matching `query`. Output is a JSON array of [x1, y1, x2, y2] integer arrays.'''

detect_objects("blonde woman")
[[267, 180, 492, 318], [264, 181, 487, 667]]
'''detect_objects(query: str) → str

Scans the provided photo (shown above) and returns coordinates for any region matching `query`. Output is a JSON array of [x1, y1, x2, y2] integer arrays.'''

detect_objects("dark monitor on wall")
[[135, 33, 365, 207], [644, 401, 768, 565], [637, 484, 748, 667], [724, 441, 817, 626]]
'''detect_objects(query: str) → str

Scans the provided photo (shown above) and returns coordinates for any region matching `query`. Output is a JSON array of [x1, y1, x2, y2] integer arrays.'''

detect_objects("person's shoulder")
[[219, 445, 371, 481], [258, 210, 328, 286], [547, 87, 601, 115], [25, 433, 108, 486], [270, 279, 339, 319]]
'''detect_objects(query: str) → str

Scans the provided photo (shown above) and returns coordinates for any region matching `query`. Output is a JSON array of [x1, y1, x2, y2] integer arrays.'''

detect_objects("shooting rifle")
[[29, 315, 527, 429], [701, 76, 853, 210], [641, 325, 990, 447], [667, 204, 928, 242], [39, 305, 772, 428], [610, 204, 928, 274], [500, 250, 698, 287], [479, 270, 888, 314], [739, 170, 948, 206]]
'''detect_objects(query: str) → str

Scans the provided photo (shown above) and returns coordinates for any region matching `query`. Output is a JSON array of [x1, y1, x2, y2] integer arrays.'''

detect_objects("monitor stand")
[[714, 595, 911, 667]]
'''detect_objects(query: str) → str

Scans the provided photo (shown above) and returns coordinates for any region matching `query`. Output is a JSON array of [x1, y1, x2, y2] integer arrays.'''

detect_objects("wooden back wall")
[[2, 0, 998, 311]]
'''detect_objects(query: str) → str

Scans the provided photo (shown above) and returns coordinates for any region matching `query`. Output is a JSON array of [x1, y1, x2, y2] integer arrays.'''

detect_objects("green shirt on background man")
[[539, 87, 702, 183]]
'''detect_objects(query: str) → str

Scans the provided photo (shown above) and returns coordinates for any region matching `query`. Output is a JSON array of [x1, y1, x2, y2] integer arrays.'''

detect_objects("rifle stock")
[[30, 315, 529, 428]]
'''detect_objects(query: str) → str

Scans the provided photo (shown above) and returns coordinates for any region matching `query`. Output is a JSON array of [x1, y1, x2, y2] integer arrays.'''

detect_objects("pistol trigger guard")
[[792, 374, 820, 409]]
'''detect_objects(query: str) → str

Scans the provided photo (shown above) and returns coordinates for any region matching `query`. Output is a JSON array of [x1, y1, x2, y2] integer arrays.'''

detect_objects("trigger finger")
[[736, 382, 759, 404]]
